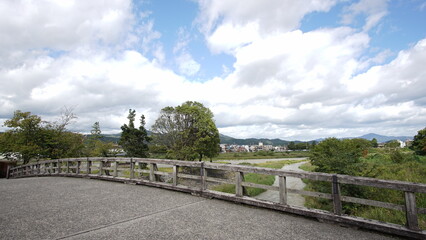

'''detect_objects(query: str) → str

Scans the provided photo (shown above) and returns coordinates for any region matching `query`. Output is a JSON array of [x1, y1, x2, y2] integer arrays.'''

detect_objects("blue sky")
[[0, 0, 426, 140]]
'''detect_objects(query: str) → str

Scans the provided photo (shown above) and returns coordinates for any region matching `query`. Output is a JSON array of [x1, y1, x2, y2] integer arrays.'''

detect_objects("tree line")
[[0, 101, 220, 164]]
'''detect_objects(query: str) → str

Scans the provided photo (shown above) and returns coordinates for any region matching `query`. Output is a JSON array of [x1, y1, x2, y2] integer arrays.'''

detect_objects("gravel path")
[[255, 161, 307, 206]]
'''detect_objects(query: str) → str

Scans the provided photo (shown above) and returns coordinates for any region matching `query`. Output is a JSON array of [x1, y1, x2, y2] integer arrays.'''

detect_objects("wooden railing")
[[7, 157, 426, 239]]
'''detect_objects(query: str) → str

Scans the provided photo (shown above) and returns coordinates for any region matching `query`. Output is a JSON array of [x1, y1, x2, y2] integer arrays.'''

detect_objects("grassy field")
[[211, 159, 305, 196]]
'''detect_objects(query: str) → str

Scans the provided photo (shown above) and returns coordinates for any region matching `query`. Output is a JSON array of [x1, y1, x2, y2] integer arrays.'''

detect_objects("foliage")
[[0, 110, 84, 164], [119, 109, 151, 158], [371, 138, 378, 148], [84, 122, 114, 157], [151, 101, 220, 161], [411, 127, 426, 155], [310, 138, 371, 175], [384, 140, 400, 148]]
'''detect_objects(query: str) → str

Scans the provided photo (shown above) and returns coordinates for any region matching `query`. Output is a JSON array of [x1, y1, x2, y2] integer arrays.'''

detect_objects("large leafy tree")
[[0, 110, 84, 164], [119, 109, 151, 158], [411, 127, 426, 155], [310, 138, 371, 175], [151, 101, 220, 161]]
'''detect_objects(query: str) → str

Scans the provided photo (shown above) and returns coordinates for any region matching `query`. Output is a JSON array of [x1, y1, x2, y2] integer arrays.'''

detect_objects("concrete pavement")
[[0, 177, 397, 239]]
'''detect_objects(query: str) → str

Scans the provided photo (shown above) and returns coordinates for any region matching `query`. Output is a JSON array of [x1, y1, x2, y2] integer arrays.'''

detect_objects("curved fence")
[[7, 157, 426, 239]]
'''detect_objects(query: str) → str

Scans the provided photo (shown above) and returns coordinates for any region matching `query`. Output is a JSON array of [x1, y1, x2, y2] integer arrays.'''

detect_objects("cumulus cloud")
[[0, 0, 425, 141]]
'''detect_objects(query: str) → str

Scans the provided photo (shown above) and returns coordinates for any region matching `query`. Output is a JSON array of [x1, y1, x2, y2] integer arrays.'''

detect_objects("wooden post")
[[76, 161, 81, 174], [235, 171, 244, 197], [130, 158, 134, 179], [99, 160, 103, 176], [173, 165, 178, 186], [6, 165, 10, 179], [87, 159, 91, 175], [332, 175, 342, 215], [114, 161, 118, 177], [404, 191, 420, 230], [37, 164, 41, 175], [149, 163, 155, 182], [57, 160, 61, 174], [279, 176, 287, 205], [202, 168, 207, 190], [66, 160, 70, 174]]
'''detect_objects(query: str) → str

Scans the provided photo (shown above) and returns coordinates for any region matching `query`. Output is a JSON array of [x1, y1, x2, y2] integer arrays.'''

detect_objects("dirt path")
[[255, 161, 307, 207]]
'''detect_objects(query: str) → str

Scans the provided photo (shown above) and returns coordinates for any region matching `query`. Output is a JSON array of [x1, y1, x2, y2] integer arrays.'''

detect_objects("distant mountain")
[[356, 133, 412, 143], [219, 134, 303, 146]]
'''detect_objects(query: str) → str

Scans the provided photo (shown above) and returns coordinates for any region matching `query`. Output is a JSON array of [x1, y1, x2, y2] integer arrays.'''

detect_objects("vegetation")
[[84, 122, 114, 157], [151, 101, 220, 161], [305, 135, 426, 229], [119, 109, 151, 158], [411, 127, 426, 155], [0, 110, 84, 164]]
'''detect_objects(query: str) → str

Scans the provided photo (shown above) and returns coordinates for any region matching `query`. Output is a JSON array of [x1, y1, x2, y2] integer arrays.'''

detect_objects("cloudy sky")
[[1, 0, 425, 140]]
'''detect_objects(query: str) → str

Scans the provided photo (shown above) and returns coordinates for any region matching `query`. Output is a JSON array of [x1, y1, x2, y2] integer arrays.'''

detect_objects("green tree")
[[410, 127, 426, 155], [119, 109, 151, 158], [151, 101, 220, 161], [384, 140, 400, 149], [0, 110, 84, 164], [84, 122, 113, 157], [371, 138, 378, 148], [310, 138, 370, 175]]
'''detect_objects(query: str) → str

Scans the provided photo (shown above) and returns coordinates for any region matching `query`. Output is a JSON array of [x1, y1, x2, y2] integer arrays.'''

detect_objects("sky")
[[0, 0, 426, 141]]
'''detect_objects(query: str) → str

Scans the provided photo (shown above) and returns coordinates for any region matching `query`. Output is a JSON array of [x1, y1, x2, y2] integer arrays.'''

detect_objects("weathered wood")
[[76, 161, 81, 174], [57, 160, 61, 174], [114, 162, 118, 177], [86, 160, 91, 175], [404, 191, 420, 231], [202, 167, 207, 190], [332, 175, 342, 215], [178, 173, 201, 180], [98, 161, 103, 176], [235, 171, 244, 197], [130, 159, 134, 179], [173, 166, 178, 186], [205, 176, 233, 185], [149, 163, 155, 182], [241, 181, 278, 191], [341, 196, 404, 211], [279, 176, 287, 205], [288, 189, 332, 200]]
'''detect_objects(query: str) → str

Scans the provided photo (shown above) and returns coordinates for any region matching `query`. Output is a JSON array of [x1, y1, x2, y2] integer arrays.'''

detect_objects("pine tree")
[[119, 109, 151, 158]]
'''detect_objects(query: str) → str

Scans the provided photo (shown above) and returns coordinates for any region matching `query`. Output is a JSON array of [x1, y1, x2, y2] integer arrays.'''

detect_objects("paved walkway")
[[256, 161, 307, 206], [0, 177, 397, 240]]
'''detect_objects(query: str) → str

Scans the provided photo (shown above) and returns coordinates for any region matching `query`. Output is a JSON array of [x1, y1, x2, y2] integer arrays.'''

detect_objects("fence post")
[[87, 158, 91, 175], [200, 162, 207, 190], [332, 175, 342, 215], [66, 160, 70, 174], [6, 165, 10, 179], [235, 171, 244, 197], [114, 160, 118, 177], [99, 160, 103, 176], [173, 165, 178, 186], [76, 161, 81, 175], [279, 176, 287, 205], [130, 158, 134, 179], [404, 191, 420, 231], [149, 163, 155, 182], [57, 160, 61, 174]]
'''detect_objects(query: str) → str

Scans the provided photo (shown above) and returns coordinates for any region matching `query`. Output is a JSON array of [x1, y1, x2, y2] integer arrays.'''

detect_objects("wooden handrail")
[[7, 157, 426, 239]]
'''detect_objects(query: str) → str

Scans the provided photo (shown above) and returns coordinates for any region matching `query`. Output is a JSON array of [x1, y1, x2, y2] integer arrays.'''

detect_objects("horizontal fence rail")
[[7, 157, 426, 239]]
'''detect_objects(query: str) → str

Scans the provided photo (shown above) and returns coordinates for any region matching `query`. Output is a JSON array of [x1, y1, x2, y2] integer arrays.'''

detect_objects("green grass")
[[211, 160, 305, 197]]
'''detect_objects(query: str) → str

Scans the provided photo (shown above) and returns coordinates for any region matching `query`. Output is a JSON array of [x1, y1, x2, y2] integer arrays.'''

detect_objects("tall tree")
[[151, 101, 220, 161], [411, 127, 426, 155], [119, 109, 151, 158]]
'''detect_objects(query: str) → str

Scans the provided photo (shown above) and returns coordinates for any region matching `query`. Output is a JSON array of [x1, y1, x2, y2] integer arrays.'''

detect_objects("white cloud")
[[341, 0, 388, 31]]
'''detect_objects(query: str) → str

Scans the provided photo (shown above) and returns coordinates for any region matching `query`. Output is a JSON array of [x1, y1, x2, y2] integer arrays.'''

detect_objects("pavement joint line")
[[55, 198, 207, 240]]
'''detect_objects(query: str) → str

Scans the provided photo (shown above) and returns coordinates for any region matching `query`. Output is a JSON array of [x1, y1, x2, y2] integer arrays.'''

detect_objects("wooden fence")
[[7, 157, 426, 239]]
